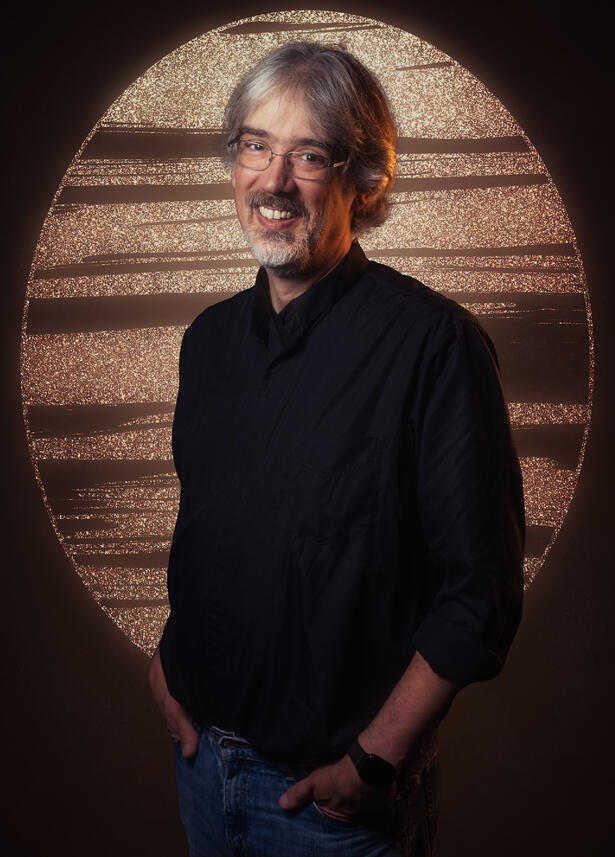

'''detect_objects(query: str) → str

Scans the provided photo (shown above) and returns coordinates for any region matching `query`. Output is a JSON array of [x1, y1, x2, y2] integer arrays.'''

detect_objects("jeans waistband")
[[207, 723, 251, 747], [202, 722, 438, 780], [203, 723, 339, 772]]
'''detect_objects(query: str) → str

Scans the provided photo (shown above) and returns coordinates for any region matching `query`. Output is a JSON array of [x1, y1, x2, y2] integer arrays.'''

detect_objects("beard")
[[241, 192, 324, 278]]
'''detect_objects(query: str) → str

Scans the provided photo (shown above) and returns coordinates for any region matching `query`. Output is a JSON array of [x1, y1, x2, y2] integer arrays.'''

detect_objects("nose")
[[259, 152, 297, 193]]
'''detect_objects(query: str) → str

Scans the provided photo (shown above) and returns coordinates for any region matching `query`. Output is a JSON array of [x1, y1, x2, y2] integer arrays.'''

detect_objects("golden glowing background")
[[20, 9, 593, 655]]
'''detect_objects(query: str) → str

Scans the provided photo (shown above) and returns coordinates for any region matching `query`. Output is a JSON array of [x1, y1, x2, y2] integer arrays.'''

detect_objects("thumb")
[[279, 775, 314, 811], [177, 716, 199, 758]]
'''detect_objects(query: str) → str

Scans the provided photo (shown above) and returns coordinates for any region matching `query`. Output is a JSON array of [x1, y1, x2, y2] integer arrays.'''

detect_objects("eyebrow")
[[238, 127, 331, 152]]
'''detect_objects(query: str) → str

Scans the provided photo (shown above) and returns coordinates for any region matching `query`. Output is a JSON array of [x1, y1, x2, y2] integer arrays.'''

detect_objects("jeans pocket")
[[311, 799, 365, 829]]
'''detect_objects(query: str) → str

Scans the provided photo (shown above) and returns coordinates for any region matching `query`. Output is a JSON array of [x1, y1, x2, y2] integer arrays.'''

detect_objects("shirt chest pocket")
[[282, 429, 380, 541]]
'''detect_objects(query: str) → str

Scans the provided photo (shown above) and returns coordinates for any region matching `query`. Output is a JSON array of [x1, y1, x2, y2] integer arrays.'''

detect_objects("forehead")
[[242, 88, 327, 146]]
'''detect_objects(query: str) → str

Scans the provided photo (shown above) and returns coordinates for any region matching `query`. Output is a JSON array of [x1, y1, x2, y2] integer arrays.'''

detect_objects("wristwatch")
[[347, 738, 397, 790]]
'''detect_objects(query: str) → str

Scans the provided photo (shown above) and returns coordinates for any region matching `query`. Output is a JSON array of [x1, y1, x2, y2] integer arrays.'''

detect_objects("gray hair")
[[224, 42, 397, 234]]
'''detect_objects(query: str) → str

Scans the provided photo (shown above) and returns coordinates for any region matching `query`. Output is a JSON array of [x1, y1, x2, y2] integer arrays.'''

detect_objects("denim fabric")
[[174, 724, 439, 857]]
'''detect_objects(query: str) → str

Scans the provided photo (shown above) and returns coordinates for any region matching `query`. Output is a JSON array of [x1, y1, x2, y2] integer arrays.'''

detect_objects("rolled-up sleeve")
[[410, 310, 525, 685]]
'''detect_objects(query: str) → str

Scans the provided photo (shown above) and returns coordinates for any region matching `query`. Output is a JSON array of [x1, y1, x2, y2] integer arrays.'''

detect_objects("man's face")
[[231, 88, 357, 280]]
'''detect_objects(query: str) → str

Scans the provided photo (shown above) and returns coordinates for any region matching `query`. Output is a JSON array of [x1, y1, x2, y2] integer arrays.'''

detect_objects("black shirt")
[[159, 241, 524, 760]]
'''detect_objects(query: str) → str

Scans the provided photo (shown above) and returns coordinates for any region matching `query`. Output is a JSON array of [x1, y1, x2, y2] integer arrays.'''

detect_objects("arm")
[[279, 650, 457, 818], [148, 647, 198, 759], [148, 323, 201, 759], [281, 311, 524, 817], [358, 650, 457, 769]]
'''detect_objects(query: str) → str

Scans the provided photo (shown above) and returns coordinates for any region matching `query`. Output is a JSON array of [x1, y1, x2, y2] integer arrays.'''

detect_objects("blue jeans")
[[174, 724, 439, 856]]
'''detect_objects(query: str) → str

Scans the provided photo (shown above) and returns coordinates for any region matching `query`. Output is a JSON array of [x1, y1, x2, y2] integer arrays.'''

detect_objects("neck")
[[266, 240, 353, 314]]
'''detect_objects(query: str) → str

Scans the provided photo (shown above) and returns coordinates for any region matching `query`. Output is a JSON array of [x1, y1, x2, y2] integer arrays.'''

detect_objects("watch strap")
[[348, 737, 397, 789]]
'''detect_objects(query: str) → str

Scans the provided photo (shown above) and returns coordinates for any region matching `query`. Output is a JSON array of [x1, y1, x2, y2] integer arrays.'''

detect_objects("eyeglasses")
[[230, 138, 346, 180]]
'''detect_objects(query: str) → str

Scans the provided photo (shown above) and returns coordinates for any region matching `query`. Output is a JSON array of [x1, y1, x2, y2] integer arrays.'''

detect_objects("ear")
[[231, 164, 236, 190], [352, 191, 370, 213]]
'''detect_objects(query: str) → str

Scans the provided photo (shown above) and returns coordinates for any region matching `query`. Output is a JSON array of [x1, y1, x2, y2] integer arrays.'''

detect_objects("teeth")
[[258, 206, 295, 221]]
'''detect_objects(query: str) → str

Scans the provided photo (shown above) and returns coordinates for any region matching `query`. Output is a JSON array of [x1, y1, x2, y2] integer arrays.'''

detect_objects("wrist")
[[358, 729, 406, 772], [347, 737, 398, 790]]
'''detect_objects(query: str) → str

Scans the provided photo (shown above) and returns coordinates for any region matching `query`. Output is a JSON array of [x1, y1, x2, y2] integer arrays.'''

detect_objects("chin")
[[246, 230, 315, 277]]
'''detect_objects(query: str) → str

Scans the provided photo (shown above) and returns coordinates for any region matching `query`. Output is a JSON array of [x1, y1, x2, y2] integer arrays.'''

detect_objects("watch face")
[[359, 753, 396, 789]]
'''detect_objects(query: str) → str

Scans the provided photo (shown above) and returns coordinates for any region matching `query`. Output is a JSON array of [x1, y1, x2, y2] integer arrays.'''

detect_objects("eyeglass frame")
[[228, 135, 346, 181]]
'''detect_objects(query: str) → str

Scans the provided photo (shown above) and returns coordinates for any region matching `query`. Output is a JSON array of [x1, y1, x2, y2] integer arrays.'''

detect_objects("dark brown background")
[[3, 1, 613, 854]]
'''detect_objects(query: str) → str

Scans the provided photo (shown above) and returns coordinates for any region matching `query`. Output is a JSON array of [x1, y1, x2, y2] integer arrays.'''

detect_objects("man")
[[149, 42, 524, 857]]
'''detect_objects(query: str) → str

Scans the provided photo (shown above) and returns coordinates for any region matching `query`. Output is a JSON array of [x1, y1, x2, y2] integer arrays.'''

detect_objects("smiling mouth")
[[257, 205, 298, 221]]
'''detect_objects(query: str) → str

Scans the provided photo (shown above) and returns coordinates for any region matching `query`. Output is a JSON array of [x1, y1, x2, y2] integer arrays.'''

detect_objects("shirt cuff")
[[412, 611, 504, 685]]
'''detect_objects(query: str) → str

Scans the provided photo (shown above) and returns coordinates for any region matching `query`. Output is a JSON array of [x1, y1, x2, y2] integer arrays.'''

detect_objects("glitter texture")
[[22, 327, 184, 405], [20, 10, 593, 654]]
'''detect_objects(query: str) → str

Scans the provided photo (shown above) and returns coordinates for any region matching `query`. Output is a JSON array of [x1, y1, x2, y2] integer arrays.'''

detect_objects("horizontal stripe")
[[97, 597, 169, 607], [32, 244, 577, 283], [57, 182, 232, 204], [30, 424, 586, 470], [365, 243, 576, 257], [27, 402, 174, 435], [84, 127, 528, 159], [220, 21, 382, 34], [525, 525, 555, 558], [25, 290, 587, 335], [512, 424, 585, 469], [32, 257, 257, 280], [71, 552, 170, 568], [397, 136, 529, 153], [83, 128, 225, 160], [37, 459, 176, 493], [394, 174, 548, 192], [26, 292, 232, 334], [394, 61, 453, 72], [56, 173, 548, 205], [25, 400, 589, 436]]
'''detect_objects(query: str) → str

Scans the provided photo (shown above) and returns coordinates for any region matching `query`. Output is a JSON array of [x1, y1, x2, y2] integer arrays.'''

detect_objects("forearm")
[[279, 650, 460, 813], [358, 650, 460, 771]]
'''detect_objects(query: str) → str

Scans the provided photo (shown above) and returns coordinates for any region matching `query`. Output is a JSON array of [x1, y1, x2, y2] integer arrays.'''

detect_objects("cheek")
[[232, 166, 254, 199], [324, 199, 349, 231], [308, 191, 332, 222]]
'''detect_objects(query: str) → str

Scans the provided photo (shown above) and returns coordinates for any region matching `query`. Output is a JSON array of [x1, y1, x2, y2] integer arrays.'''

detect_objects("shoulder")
[[184, 284, 254, 341], [360, 259, 490, 354]]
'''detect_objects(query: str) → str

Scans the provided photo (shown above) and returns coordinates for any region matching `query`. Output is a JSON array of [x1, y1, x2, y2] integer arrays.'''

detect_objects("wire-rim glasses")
[[229, 138, 346, 181]]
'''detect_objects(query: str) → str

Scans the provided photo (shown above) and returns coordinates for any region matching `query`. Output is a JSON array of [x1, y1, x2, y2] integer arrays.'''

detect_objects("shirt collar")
[[251, 240, 369, 349]]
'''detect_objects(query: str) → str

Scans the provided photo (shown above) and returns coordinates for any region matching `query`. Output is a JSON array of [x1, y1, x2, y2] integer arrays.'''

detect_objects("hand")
[[278, 754, 391, 823], [148, 647, 198, 758]]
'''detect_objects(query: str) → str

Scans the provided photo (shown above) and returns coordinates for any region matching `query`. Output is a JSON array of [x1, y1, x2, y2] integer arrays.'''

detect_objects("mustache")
[[247, 192, 306, 218]]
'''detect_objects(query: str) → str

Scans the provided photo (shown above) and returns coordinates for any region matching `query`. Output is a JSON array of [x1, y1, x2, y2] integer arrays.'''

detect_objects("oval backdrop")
[[21, 9, 593, 654]]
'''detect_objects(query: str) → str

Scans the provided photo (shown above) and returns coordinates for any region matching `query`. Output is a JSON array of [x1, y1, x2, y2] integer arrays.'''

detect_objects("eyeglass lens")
[[236, 141, 330, 177]]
